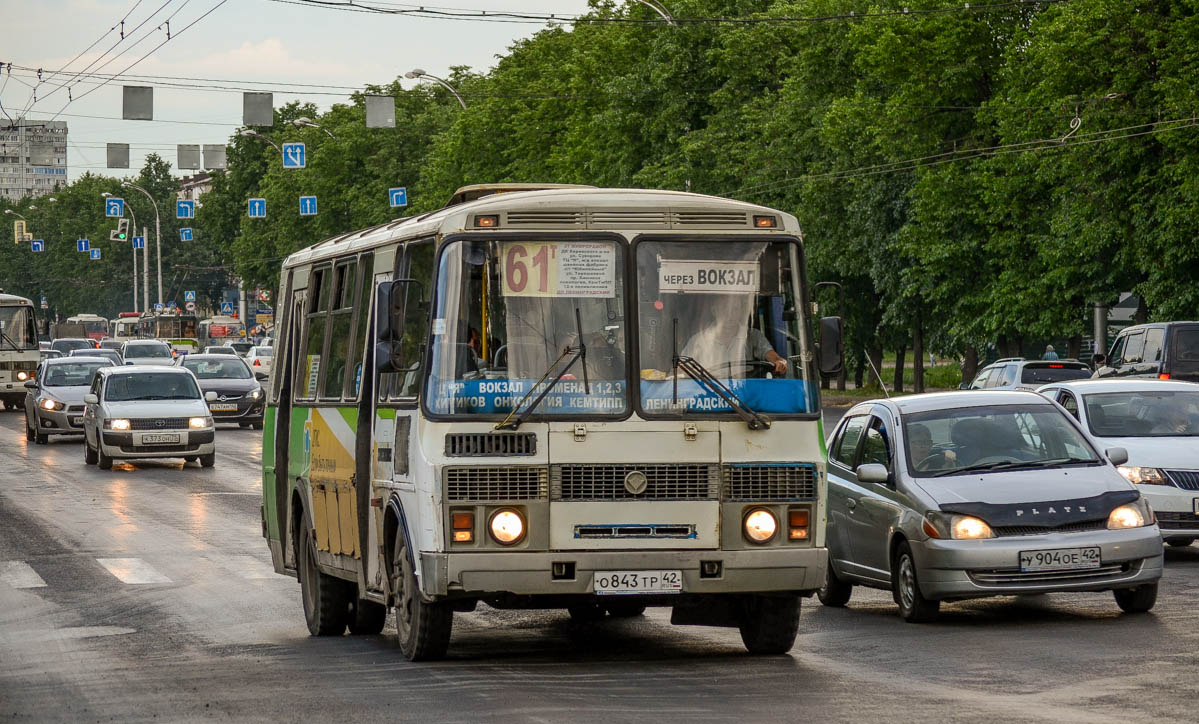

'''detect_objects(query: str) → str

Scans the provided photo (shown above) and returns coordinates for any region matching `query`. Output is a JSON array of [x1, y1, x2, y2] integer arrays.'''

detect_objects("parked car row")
[[820, 375, 1197, 623]]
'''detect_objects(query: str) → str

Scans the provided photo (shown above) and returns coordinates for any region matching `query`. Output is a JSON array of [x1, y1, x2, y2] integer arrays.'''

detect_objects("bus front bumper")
[[420, 547, 827, 598]]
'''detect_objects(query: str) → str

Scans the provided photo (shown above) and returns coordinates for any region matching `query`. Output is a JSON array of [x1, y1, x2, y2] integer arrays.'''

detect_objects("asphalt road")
[[3, 409, 1198, 723]]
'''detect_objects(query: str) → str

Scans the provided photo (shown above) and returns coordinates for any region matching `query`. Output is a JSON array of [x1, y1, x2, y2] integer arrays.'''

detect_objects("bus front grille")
[[444, 466, 548, 501], [551, 464, 720, 501], [723, 464, 817, 501], [445, 432, 537, 457]]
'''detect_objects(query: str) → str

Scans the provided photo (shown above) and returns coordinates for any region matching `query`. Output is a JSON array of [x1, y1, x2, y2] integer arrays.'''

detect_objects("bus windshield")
[[635, 239, 812, 416], [0, 306, 37, 350], [425, 238, 629, 417]]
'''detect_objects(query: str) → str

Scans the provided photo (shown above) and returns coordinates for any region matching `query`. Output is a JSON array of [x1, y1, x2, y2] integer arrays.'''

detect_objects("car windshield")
[[253, 346, 272, 357], [127, 344, 171, 358], [52, 339, 92, 353], [635, 239, 812, 417], [424, 238, 630, 417], [105, 372, 200, 401], [183, 358, 251, 379], [205, 347, 236, 355], [43, 362, 111, 386], [1083, 390, 1199, 437], [0, 306, 37, 350], [1021, 362, 1091, 384], [903, 403, 1098, 477]]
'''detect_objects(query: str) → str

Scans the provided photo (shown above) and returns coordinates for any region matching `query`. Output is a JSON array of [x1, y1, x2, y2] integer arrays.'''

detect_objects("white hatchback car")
[[1038, 379, 1199, 547], [82, 366, 217, 470], [243, 346, 273, 377], [120, 339, 175, 366]]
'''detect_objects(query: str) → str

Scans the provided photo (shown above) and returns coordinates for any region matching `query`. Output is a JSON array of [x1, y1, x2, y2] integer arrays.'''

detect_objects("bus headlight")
[[17, 371, 29, 381], [488, 509, 525, 546], [743, 508, 778, 544]]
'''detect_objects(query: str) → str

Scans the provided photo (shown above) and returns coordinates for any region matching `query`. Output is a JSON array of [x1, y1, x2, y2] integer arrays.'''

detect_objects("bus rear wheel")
[[390, 533, 452, 661], [297, 522, 349, 636], [738, 595, 801, 655]]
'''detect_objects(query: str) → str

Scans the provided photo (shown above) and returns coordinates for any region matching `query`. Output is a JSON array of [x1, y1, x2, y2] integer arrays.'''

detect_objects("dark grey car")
[[177, 354, 266, 428]]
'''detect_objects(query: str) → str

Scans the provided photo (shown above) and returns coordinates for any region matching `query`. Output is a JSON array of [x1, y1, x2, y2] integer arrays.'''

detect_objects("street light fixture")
[[405, 69, 467, 109], [122, 180, 162, 309], [238, 128, 282, 152], [292, 117, 337, 139], [4, 209, 27, 221], [632, 0, 678, 25]]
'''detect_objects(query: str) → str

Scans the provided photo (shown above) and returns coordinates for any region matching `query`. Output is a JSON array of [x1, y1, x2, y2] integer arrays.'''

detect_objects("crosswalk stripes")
[[0, 560, 48, 589], [96, 558, 173, 585]]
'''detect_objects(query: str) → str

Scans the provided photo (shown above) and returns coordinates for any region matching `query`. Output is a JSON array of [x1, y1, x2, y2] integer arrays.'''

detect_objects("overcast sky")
[[3, 0, 594, 180]]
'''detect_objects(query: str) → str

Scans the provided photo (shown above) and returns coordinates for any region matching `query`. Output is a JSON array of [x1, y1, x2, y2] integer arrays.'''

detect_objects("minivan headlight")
[[107, 418, 131, 431], [1108, 504, 1149, 529], [189, 416, 213, 429], [1117, 466, 1168, 485], [950, 515, 994, 540]]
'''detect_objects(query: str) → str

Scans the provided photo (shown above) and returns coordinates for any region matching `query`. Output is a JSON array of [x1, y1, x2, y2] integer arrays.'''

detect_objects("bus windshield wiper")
[[0, 329, 20, 350], [671, 318, 771, 431], [495, 308, 590, 431]]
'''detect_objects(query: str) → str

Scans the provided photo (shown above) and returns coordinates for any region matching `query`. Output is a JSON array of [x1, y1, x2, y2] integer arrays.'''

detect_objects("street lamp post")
[[122, 181, 162, 309], [238, 128, 282, 152], [632, 0, 678, 25], [292, 117, 337, 139], [4, 209, 27, 221], [405, 69, 467, 109], [103, 192, 139, 313]]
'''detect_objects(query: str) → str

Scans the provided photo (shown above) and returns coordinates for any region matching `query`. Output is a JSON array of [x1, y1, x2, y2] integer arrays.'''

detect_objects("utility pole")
[[143, 225, 150, 313]]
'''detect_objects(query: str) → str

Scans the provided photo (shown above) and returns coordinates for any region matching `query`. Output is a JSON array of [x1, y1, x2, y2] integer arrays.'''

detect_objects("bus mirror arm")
[[817, 316, 844, 377]]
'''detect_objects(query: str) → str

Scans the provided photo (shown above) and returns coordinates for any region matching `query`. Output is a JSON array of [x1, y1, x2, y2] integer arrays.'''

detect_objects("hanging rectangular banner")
[[122, 85, 153, 120], [243, 92, 274, 126], [657, 259, 759, 294], [177, 144, 201, 170], [106, 143, 130, 169]]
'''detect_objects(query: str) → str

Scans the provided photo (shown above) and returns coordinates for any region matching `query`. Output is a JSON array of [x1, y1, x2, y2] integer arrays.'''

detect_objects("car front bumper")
[[1139, 486, 1199, 537], [100, 429, 216, 458], [418, 547, 827, 599], [207, 398, 264, 423], [912, 526, 1163, 600], [35, 407, 86, 435]]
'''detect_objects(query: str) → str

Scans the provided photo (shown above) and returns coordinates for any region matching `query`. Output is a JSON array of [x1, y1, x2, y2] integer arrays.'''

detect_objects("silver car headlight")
[[1117, 466, 1168, 485], [41, 398, 65, 411], [1108, 500, 1154, 530], [249, 387, 262, 400], [923, 512, 994, 540]]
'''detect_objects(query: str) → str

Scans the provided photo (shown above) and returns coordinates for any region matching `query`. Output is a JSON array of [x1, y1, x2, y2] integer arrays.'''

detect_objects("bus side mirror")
[[817, 316, 844, 376]]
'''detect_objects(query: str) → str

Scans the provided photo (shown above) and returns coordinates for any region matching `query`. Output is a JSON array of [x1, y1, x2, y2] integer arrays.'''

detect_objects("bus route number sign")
[[500, 242, 615, 298]]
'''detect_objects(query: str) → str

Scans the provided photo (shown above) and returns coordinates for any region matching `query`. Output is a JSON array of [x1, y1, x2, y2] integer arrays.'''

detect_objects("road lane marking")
[[224, 555, 276, 579], [0, 561, 47, 589], [96, 557, 172, 585]]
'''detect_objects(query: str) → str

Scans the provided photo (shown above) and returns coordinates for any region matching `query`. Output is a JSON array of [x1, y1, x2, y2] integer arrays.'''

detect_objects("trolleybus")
[[111, 312, 142, 340], [198, 315, 247, 348], [0, 293, 41, 410], [66, 313, 110, 341], [140, 310, 199, 356], [262, 186, 843, 660]]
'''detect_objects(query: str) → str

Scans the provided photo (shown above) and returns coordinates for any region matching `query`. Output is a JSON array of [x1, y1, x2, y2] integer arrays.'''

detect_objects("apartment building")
[[0, 119, 68, 200]]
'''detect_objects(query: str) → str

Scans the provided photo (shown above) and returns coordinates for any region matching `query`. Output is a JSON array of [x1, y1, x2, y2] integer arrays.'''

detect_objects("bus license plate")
[[140, 433, 180, 445], [593, 570, 682, 596], [209, 403, 238, 412], [1019, 547, 1100, 573]]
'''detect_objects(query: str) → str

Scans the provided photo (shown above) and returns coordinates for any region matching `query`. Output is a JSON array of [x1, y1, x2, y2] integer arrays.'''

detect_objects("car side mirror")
[[24, 380, 37, 389], [1106, 447, 1129, 466], [205, 391, 219, 402], [83, 393, 98, 404], [856, 463, 890, 484], [1091, 353, 1106, 367], [255, 372, 268, 382], [817, 316, 844, 376], [958, 382, 971, 390]]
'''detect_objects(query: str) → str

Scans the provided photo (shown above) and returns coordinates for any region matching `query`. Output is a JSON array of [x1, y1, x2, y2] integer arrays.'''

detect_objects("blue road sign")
[[184, 290, 197, 302], [180, 227, 194, 242], [220, 301, 235, 316], [77, 239, 90, 252], [90, 249, 101, 260], [133, 236, 145, 249], [31, 240, 44, 252], [281, 142, 306, 169], [105, 198, 124, 217], [153, 303, 164, 312], [167, 301, 177, 309], [248, 198, 266, 218], [388, 187, 408, 208], [176, 200, 196, 219], [299, 195, 318, 216]]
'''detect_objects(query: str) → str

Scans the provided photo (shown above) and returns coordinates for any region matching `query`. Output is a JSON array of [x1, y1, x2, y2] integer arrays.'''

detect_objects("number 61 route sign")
[[499, 241, 617, 298]]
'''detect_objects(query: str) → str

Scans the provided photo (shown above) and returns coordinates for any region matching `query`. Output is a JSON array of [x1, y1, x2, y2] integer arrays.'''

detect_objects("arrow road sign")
[[105, 198, 124, 217], [248, 198, 266, 218], [154, 303, 164, 312], [388, 187, 408, 208], [184, 290, 196, 302], [282, 142, 306, 169], [90, 249, 101, 260], [176, 200, 196, 219], [167, 301, 177, 309], [180, 228, 194, 242], [220, 301, 235, 316], [77, 239, 90, 252], [31, 240, 44, 252], [299, 195, 318, 216], [133, 236, 145, 249]]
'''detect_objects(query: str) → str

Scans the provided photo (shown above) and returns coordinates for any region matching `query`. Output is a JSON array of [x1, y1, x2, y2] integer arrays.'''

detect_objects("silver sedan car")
[[23, 356, 114, 443], [821, 391, 1163, 621]]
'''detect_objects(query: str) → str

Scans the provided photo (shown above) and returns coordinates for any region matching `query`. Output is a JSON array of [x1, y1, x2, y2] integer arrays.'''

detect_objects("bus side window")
[[345, 253, 374, 399], [320, 259, 357, 399], [393, 241, 434, 400], [300, 266, 332, 400]]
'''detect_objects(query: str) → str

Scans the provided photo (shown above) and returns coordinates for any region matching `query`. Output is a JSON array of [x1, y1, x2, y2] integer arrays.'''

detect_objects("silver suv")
[[965, 357, 1091, 392]]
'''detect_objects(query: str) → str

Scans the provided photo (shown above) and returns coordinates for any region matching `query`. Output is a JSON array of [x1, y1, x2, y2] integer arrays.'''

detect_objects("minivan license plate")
[[593, 570, 682, 595], [1019, 547, 1100, 572], [140, 433, 180, 445]]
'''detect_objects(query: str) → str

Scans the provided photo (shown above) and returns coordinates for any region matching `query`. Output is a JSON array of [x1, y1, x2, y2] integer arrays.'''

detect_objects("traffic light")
[[110, 217, 130, 242]]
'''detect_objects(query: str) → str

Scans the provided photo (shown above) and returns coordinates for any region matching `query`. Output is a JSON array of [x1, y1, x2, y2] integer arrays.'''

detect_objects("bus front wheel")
[[738, 595, 800, 655], [390, 533, 452, 661]]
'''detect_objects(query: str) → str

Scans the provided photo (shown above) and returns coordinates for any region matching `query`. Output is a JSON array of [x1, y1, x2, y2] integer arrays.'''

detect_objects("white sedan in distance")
[[244, 346, 273, 377], [82, 366, 217, 470], [1038, 379, 1199, 547], [120, 340, 176, 366]]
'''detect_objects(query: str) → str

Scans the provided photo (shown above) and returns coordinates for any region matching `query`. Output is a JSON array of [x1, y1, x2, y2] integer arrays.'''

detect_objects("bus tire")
[[738, 595, 800, 655], [390, 533, 452, 661], [348, 596, 388, 635], [84, 438, 98, 465], [297, 522, 349, 636], [97, 446, 113, 470]]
